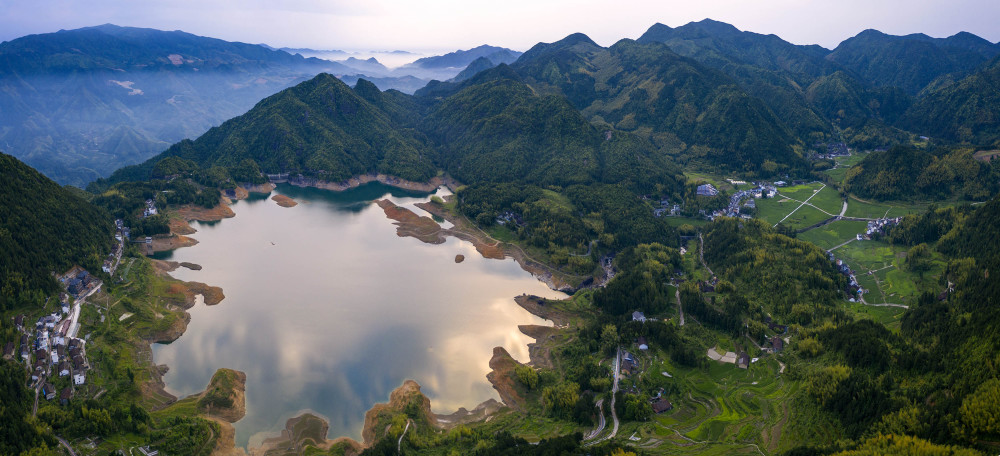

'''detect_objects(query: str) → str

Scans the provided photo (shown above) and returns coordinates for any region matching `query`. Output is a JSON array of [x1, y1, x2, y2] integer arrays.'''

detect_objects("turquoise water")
[[152, 183, 564, 447]]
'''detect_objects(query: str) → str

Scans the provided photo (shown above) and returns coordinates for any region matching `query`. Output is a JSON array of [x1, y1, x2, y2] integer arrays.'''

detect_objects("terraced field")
[[617, 353, 803, 454]]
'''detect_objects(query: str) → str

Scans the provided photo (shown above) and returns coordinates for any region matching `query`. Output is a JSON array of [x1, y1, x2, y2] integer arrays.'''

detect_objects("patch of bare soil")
[[207, 416, 247, 456], [415, 201, 577, 291], [199, 368, 247, 423], [271, 194, 298, 207], [240, 183, 276, 195], [176, 199, 236, 222], [251, 414, 362, 456], [514, 294, 571, 326], [519, 324, 559, 369], [486, 347, 527, 412], [434, 399, 503, 429], [150, 234, 199, 253], [376, 199, 446, 244], [362, 379, 437, 446], [148, 311, 191, 344], [169, 217, 197, 235]]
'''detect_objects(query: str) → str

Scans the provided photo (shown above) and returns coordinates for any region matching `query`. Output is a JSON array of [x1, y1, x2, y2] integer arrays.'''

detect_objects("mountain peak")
[[556, 32, 599, 47], [691, 18, 740, 33]]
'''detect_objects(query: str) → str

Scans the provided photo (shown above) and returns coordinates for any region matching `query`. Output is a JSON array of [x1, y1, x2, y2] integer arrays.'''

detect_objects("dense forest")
[[844, 145, 999, 200], [0, 152, 112, 311]]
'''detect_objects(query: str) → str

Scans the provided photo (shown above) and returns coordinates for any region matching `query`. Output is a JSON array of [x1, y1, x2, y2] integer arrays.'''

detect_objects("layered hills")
[[0, 152, 112, 310], [0, 24, 350, 186]]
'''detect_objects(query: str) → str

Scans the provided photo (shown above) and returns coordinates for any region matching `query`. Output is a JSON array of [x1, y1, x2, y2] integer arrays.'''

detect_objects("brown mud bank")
[[153, 260, 202, 271], [169, 217, 197, 235], [150, 234, 199, 253], [250, 380, 471, 456], [176, 198, 237, 222], [377, 199, 583, 292], [271, 194, 298, 207], [196, 369, 249, 456], [281, 173, 459, 193], [485, 347, 528, 412]]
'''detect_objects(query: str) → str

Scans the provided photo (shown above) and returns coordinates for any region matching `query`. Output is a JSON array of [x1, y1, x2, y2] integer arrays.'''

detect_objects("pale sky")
[[1, 0, 998, 52]]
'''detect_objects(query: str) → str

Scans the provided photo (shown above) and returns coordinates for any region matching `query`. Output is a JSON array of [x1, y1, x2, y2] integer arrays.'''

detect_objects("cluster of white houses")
[[653, 181, 781, 220], [4, 309, 90, 406], [857, 216, 904, 240], [142, 199, 158, 218]]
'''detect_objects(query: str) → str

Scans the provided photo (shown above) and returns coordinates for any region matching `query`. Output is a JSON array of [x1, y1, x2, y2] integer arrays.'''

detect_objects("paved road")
[[56, 437, 77, 456], [584, 399, 606, 440], [675, 288, 685, 326], [398, 419, 412, 453], [588, 348, 621, 446], [32, 387, 39, 417]]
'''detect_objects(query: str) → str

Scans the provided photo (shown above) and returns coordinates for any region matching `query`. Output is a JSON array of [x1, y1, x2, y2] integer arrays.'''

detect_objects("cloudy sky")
[[2, 0, 998, 52]]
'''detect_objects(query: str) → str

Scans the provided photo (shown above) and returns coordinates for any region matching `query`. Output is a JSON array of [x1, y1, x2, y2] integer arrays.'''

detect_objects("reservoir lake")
[[151, 183, 565, 447]]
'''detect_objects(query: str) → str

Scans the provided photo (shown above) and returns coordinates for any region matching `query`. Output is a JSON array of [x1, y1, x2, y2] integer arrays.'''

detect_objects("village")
[[2, 218, 130, 409], [651, 181, 780, 221]]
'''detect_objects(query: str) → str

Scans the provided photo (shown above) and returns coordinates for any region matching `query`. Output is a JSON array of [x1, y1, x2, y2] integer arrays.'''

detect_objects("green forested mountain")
[[635, 20, 911, 147], [423, 75, 682, 188], [899, 57, 1000, 145], [0, 152, 112, 310], [844, 146, 999, 200], [450, 56, 499, 82], [0, 25, 353, 186], [827, 29, 1000, 95], [637, 20, 838, 81], [510, 34, 805, 176], [98, 74, 438, 184]]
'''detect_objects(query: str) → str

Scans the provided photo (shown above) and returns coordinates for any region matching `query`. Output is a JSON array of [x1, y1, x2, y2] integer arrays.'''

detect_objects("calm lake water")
[[152, 183, 564, 447]]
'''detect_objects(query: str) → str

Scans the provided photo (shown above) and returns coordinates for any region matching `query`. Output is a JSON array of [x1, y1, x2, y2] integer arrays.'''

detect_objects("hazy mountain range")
[[0, 25, 520, 186], [5, 20, 1000, 188]]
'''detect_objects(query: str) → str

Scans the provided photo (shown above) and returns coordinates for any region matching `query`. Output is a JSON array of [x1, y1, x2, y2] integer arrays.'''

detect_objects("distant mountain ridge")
[[0, 24, 352, 186], [408, 45, 522, 69], [827, 28, 1000, 95]]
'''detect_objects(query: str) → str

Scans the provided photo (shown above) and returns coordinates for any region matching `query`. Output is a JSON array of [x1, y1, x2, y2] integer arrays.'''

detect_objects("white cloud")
[[1, 0, 997, 51]]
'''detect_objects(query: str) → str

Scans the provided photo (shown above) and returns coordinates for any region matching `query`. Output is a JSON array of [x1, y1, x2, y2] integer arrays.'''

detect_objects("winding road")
[[589, 347, 621, 445], [398, 419, 412, 453], [56, 437, 77, 456], [584, 399, 606, 440]]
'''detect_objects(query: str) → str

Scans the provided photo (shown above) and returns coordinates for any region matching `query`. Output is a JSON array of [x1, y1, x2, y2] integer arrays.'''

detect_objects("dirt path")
[[827, 238, 855, 252], [774, 183, 826, 227], [698, 234, 714, 276]]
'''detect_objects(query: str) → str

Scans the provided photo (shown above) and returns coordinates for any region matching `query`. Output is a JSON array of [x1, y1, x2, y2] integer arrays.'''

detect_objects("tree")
[[906, 243, 933, 277], [600, 324, 619, 354], [515, 365, 539, 390]]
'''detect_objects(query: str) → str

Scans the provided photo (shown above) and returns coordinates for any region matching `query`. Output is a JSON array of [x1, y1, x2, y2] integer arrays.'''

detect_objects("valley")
[[2, 11, 1000, 456]]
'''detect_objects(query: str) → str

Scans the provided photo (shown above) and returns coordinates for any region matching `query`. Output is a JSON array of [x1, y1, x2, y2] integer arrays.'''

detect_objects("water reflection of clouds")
[[154, 181, 565, 447]]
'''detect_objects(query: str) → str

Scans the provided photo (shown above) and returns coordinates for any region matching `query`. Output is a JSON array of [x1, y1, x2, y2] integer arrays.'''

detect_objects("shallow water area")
[[152, 183, 563, 447]]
